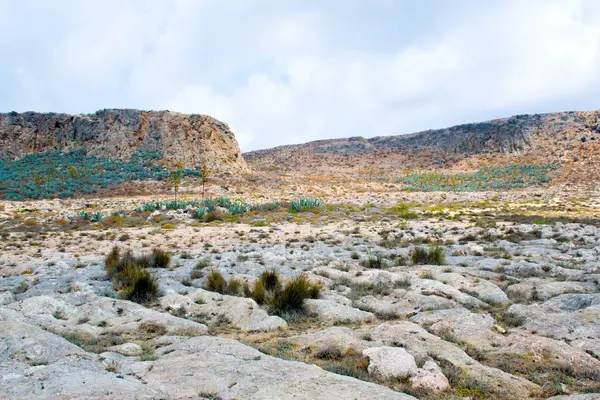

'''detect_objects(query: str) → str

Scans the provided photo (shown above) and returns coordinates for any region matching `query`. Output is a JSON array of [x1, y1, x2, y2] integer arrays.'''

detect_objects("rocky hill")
[[245, 110, 600, 183], [0, 109, 249, 174]]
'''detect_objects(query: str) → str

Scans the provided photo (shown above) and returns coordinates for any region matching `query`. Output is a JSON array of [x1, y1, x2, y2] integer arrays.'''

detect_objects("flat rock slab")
[[145, 336, 416, 400], [362, 346, 418, 380], [305, 299, 375, 323]]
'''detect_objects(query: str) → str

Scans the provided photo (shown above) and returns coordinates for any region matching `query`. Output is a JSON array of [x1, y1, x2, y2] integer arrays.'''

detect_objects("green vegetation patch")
[[398, 164, 557, 192], [0, 149, 200, 200]]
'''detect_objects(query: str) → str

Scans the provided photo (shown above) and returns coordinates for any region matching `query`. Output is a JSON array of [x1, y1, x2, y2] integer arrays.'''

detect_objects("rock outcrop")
[[245, 110, 600, 183], [0, 109, 249, 174]]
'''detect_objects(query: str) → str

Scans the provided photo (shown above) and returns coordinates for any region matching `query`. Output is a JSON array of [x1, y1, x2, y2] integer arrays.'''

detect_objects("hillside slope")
[[0, 109, 249, 174], [245, 110, 600, 183]]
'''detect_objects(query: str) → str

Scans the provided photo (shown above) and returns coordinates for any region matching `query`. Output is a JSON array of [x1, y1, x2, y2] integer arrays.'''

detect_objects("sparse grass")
[[495, 310, 526, 328], [138, 341, 157, 361], [360, 254, 389, 269], [104, 247, 160, 304], [260, 269, 281, 292], [104, 360, 121, 373], [12, 280, 30, 294], [267, 274, 320, 318], [252, 279, 265, 304], [227, 278, 242, 296], [206, 270, 227, 294], [150, 248, 171, 268], [411, 246, 446, 265]]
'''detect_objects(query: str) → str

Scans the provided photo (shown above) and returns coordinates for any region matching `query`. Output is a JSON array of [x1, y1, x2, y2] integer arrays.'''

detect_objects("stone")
[[362, 346, 418, 380], [305, 299, 375, 323], [0, 290, 14, 305], [145, 336, 415, 400], [409, 361, 450, 393], [0, 110, 249, 173], [107, 342, 143, 356]]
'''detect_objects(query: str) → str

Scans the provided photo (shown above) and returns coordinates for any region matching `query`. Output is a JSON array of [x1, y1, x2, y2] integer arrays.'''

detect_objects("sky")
[[1, 0, 600, 152]]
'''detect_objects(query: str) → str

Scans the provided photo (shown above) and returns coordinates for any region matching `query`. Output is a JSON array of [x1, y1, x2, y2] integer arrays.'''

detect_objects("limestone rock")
[[305, 299, 375, 323], [0, 291, 15, 305], [362, 346, 418, 380], [107, 342, 143, 356], [409, 361, 450, 393], [145, 336, 416, 400], [0, 109, 249, 174]]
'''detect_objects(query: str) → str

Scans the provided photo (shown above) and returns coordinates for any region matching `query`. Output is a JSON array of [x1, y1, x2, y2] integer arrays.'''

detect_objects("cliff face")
[[245, 110, 600, 182], [0, 109, 249, 174]]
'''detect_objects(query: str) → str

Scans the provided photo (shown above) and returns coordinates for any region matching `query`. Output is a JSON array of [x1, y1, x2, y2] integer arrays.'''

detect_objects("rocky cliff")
[[0, 109, 249, 174], [245, 110, 600, 182]]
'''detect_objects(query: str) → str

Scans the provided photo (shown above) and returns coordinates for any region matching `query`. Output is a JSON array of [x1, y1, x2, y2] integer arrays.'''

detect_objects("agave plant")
[[194, 207, 207, 219], [290, 198, 323, 212]]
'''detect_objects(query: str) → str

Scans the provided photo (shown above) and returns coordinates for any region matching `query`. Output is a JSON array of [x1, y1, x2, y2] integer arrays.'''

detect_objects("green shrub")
[[428, 246, 446, 265], [411, 246, 446, 265], [104, 247, 159, 304], [411, 246, 429, 265], [203, 211, 222, 223], [398, 164, 556, 192], [206, 271, 227, 293], [267, 274, 316, 317], [260, 269, 281, 292], [243, 282, 252, 297], [290, 198, 323, 212], [194, 258, 211, 270], [308, 283, 322, 299], [105, 246, 121, 277], [119, 267, 159, 303], [252, 279, 265, 304], [0, 149, 201, 200], [151, 248, 171, 268], [227, 278, 242, 296]]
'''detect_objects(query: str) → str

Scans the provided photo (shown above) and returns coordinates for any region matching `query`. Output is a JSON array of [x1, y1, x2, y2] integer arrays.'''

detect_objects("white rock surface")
[[305, 299, 375, 323], [362, 346, 418, 380], [409, 360, 450, 393]]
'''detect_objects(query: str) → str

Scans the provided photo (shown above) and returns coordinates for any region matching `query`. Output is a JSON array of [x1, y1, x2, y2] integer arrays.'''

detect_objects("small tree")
[[199, 163, 210, 200], [169, 162, 183, 203]]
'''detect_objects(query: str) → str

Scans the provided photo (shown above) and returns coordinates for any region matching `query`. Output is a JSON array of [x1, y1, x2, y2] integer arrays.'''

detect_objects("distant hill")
[[0, 109, 249, 174], [245, 110, 600, 184]]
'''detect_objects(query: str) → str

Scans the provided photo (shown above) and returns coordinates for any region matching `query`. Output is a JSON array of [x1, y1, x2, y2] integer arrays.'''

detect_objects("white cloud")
[[1, 0, 600, 150]]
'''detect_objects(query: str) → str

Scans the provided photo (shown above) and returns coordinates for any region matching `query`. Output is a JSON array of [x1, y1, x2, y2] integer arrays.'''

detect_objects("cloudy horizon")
[[1, 0, 599, 151]]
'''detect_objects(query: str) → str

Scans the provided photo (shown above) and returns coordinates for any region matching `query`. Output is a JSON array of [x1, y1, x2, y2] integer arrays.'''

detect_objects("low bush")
[[252, 279, 265, 304], [227, 278, 242, 296], [104, 247, 159, 304], [260, 269, 281, 292], [206, 270, 227, 293], [411, 246, 446, 265], [267, 274, 321, 317]]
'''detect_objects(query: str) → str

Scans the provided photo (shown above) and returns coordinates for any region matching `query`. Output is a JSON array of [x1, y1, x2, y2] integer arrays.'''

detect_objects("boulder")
[[362, 346, 418, 380], [409, 361, 450, 393]]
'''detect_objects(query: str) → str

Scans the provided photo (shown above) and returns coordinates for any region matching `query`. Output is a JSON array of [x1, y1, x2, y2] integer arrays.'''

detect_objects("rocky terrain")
[[1, 108, 600, 400], [245, 110, 600, 184], [1, 184, 599, 400], [0, 109, 249, 174]]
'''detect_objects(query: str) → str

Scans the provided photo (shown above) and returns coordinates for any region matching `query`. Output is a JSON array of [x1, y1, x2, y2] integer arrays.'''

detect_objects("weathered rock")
[[0, 109, 249, 173], [107, 342, 143, 356], [145, 336, 415, 400], [507, 294, 600, 343], [362, 346, 418, 380], [160, 290, 287, 332], [409, 361, 450, 394], [305, 299, 375, 323], [367, 322, 541, 398], [0, 290, 15, 305]]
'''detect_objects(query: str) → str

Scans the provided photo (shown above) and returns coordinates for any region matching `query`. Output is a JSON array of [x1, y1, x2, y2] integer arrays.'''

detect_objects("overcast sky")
[[1, 0, 599, 151]]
